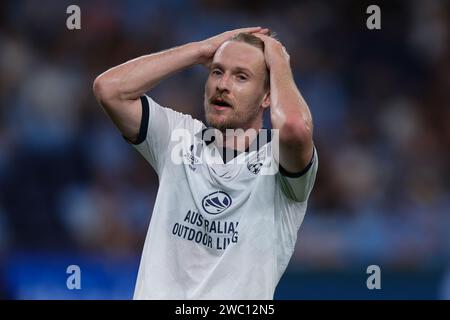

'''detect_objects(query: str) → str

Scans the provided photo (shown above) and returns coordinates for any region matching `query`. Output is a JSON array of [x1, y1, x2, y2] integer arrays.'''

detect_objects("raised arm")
[[254, 34, 314, 173], [93, 27, 267, 142]]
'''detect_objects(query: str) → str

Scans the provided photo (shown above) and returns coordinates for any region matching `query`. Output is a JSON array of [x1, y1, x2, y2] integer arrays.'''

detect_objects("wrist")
[[191, 41, 211, 65], [269, 56, 290, 70]]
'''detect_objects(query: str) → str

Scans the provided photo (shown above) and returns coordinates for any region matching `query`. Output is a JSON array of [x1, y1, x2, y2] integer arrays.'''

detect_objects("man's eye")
[[237, 74, 247, 81], [211, 69, 222, 75]]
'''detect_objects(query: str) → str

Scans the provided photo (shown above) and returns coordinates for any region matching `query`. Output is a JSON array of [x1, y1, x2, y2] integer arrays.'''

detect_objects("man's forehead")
[[213, 41, 265, 70]]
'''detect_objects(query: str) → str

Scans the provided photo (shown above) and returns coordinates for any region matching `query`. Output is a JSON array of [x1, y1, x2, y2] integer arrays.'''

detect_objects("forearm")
[[269, 60, 313, 142], [94, 42, 202, 102]]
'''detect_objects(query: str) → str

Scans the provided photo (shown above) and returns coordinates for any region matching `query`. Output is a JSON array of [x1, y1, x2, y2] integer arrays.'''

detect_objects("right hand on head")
[[196, 27, 269, 67]]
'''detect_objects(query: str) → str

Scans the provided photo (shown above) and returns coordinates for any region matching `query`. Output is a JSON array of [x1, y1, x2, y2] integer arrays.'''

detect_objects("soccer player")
[[93, 27, 317, 299]]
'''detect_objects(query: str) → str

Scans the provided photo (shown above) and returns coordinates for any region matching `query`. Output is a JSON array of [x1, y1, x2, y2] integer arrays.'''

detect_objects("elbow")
[[278, 116, 313, 146], [93, 73, 126, 106], [93, 75, 113, 103]]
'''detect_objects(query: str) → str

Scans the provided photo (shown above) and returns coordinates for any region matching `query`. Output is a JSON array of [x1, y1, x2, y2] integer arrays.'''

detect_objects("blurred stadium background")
[[0, 0, 449, 299]]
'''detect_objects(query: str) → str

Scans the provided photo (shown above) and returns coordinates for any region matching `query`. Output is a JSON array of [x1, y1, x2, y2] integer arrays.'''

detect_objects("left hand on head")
[[253, 33, 290, 69]]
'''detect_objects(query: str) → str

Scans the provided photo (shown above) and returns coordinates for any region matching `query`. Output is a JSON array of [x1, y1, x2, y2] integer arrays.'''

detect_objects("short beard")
[[205, 113, 235, 132], [204, 104, 260, 132]]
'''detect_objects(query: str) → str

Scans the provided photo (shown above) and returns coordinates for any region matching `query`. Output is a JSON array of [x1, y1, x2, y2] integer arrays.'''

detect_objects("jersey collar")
[[197, 127, 272, 152]]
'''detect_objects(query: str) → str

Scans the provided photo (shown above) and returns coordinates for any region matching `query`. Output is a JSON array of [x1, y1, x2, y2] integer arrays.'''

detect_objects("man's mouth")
[[210, 97, 233, 110]]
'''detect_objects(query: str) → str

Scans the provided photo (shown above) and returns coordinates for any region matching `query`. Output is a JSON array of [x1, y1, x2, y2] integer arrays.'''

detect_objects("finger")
[[227, 27, 261, 36], [236, 26, 262, 33], [255, 33, 281, 46], [252, 33, 269, 42]]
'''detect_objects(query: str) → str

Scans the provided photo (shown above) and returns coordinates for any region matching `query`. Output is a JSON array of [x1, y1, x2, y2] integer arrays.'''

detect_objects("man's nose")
[[217, 73, 231, 92]]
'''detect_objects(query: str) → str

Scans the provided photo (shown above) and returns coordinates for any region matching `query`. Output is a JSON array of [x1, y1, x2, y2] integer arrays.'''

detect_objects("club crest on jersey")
[[247, 149, 266, 175], [184, 144, 201, 171], [247, 161, 263, 174], [202, 191, 232, 215]]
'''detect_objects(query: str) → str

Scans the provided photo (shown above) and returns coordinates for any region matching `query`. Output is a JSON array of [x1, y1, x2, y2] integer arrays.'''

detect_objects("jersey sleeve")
[[129, 95, 195, 176], [277, 147, 318, 202]]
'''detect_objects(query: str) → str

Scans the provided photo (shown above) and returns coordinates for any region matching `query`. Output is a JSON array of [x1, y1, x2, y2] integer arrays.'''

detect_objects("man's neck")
[[215, 127, 260, 152], [223, 127, 259, 151]]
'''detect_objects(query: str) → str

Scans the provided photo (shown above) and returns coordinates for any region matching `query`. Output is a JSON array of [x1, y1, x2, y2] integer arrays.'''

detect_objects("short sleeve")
[[277, 147, 318, 202], [130, 95, 195, 176]]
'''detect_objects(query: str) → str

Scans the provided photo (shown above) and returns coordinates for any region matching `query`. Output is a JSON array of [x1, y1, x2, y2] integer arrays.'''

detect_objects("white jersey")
[[131, 95, 318, 300]]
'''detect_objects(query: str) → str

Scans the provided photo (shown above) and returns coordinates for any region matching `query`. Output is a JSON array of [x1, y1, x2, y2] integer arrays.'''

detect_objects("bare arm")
[[255, 34, 314, 173], [92, 43, 203, 142], [93, 27, 266, 142]]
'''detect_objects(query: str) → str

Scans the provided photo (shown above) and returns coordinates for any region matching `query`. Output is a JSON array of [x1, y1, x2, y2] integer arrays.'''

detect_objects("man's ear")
[[262, 91, 271, 109]]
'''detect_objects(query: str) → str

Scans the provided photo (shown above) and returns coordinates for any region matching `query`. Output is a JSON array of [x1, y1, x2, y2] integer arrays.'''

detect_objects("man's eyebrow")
[[234, 66, 254, 76], [210, 63, 223, 69], [210, 63, 254, 76]]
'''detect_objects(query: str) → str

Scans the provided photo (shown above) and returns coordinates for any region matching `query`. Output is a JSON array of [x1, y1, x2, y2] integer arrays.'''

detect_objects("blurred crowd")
[[0, 0, 449, 279]]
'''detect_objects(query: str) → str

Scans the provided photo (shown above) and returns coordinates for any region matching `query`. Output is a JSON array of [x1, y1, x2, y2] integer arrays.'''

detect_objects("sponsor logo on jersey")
[[202, 191, 232, 215]]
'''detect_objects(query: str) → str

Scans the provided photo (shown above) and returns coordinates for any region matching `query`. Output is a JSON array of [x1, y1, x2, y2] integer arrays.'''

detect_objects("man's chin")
[[207, 121, 229, 132], [206, 116, 235, 132]]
